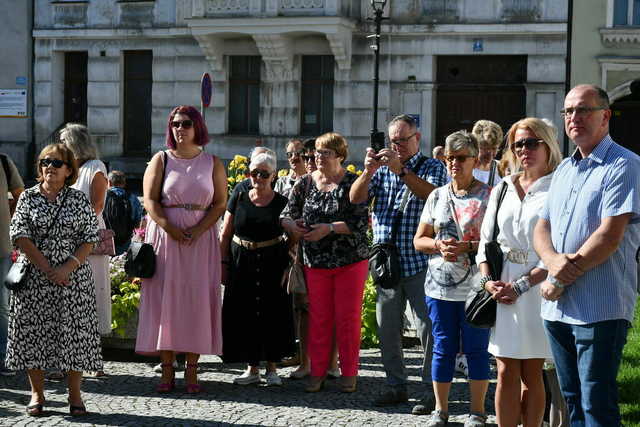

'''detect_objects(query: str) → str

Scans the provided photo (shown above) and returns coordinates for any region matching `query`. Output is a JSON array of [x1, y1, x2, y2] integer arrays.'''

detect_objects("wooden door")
[[64, 52, 88, 124], [123, 50, 152, 157], [610, 95, 640, 154]]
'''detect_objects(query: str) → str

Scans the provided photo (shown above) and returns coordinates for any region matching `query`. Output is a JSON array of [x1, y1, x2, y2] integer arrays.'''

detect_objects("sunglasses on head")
[[39, 158, 66, 168], [171, 119, 194, 129], [512, 138, 543, 151], [250, 169, 271, 179], [302, 155, 315, 162]]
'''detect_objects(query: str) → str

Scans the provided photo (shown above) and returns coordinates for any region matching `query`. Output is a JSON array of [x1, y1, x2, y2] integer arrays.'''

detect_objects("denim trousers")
[[0, 256, 12, 361], [376, 270, 432, 388], [544, 319, 629, 427]]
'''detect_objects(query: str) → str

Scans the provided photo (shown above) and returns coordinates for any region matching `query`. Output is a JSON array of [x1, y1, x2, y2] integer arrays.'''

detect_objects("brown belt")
[[162, 204, 209, 211], [232, 235, 284, 250]]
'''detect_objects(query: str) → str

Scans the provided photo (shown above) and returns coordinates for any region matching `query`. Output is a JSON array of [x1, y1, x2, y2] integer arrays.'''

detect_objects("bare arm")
[[219, 211, 234, 285], [573, 213, 632, 272], [90, 171, 108, 216], [8, 186, 23, 217], [533, 218, 583, 284], [184, 156, 228, 244], [350, 148, 380, 204], [381, 148, 436, 200]]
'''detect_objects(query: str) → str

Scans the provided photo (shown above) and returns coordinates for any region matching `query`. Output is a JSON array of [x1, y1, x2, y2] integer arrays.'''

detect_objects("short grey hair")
[[249, 146, 275, 160], [432, 146, 444, 157], [250, 151, 277, 173], [445, 130, 479, 158], [388, 114, 417, 131], [60, 123, 99, 162], [108, 170, 126, 187]]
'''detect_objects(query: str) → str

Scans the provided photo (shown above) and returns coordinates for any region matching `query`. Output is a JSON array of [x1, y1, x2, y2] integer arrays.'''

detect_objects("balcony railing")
[[190, 0, 348, 17]]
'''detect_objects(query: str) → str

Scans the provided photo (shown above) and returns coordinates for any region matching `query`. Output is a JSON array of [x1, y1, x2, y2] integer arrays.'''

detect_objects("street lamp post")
[[368, 0, 388, 152]]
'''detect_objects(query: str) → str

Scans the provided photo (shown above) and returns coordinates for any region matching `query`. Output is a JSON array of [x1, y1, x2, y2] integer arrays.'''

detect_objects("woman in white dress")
[[61, 124, 110, 377], [476, 117, 562, 427]]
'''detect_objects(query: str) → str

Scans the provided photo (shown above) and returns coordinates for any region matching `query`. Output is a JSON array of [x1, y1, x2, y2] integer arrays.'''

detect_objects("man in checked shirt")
[[351, 114, 447, 415]]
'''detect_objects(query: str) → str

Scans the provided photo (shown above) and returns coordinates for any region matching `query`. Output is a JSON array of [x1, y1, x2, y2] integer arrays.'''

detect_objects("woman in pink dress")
[[136, 105, 227, 394]]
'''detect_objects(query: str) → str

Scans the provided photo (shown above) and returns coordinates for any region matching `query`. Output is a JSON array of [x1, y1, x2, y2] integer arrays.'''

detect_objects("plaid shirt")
[[369, 153, 447, 277]]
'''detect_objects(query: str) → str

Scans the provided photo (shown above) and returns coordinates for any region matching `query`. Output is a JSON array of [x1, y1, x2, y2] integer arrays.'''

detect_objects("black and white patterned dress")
[[5, 185, 103, 371]]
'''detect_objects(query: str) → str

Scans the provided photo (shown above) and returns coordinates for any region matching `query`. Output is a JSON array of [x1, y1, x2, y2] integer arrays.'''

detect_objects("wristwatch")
[[328, 223, 335, 233], [547, 274, 565, 289], [398, 167, 409, 178]]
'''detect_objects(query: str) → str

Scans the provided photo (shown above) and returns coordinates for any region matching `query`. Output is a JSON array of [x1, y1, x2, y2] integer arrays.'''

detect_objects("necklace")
[[451, 178, 477, 197]]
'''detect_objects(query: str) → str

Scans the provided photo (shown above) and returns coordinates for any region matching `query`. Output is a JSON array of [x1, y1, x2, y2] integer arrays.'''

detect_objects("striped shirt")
[[369, 152, 447, 277], [540, 135, 640, 324]]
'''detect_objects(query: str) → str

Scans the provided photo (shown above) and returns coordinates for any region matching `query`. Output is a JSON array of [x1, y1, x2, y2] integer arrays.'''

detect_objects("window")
[[229, 56, 261, 134], [301, 56, 334, 136], [614, 0, 640, 26]]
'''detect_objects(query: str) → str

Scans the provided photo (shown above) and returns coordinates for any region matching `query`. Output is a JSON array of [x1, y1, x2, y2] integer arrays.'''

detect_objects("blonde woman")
[[477, 118, 562, 427], [471, 120, 504, 187]]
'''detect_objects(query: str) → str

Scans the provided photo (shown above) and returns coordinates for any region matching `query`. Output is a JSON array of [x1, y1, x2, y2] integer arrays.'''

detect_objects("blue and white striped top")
[[540, 135, 640, 325]]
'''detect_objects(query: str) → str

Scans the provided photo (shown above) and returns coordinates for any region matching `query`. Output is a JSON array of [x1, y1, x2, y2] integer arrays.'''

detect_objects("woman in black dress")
[[220, 151, 294, 386]]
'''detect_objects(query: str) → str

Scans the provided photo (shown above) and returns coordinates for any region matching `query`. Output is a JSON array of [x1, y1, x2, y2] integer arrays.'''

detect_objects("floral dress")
[[5, 185, 102, 371]]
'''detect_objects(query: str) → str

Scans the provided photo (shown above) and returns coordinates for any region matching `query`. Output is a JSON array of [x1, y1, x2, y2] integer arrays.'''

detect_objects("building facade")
[[570, 0, 640, 152], [30, 0, 567, 181]]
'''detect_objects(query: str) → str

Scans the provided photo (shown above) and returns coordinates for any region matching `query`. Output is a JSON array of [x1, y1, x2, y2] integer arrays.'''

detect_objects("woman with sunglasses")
[[6, 144, 102, 416], [60, 124, 110, 379], [477, 118, 562, 427], [219, 151, 295, 386], [281, 132, 369, 393], [414, 130, 492, 427], [136, 105, 227, 394], [274, 139, 306, 198]]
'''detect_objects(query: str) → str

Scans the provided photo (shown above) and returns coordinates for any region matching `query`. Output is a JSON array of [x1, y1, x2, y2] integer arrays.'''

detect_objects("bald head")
[[563, 84, 611, 155]]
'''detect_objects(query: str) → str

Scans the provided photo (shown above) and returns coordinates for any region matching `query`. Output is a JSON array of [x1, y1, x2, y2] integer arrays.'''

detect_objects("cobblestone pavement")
[[0, 348, 496, 426]]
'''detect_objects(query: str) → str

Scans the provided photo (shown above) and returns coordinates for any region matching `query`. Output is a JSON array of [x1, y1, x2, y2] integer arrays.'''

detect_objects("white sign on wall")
[[0, 89, 27, 118]]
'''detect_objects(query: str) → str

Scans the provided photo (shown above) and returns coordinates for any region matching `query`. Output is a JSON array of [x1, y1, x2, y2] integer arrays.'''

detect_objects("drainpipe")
[[563, 0, 573, 157]]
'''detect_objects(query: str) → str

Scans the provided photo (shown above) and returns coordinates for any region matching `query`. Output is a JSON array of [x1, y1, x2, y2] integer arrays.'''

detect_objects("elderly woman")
[[275, 138, 306, 198], [414, 131, 491, 427], [61, 124, 110, 350], [477, 118, 561, 427], [471, 120, 504, 187], [220, 151, 295, 386], [136, 105, 227, 394], [6, 144, 101, 416], [281, 132, 369, 393]]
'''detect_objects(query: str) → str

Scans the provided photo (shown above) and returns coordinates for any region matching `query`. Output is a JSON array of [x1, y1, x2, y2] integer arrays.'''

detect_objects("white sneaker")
[[234, 371, 261, 385], [153, 360, 181, 373], [265, 371, 283, 386], [455, 354, 469, 377]]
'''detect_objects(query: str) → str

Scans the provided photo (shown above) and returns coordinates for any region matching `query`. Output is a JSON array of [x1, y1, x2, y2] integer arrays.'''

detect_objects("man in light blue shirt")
[[534, 84, 640, 426]]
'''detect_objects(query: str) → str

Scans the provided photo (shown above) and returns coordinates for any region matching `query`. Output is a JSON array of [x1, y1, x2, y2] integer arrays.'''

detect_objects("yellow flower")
[[234, 155, 248, 164], [228, 160, 236, 169], [346, 164, 356, 173], [278, 169, 288, 177], [237, 163, 246, 171], [236, 174, 245, 182], [227, 177, 236, 185], [356, 170, 363, 176]]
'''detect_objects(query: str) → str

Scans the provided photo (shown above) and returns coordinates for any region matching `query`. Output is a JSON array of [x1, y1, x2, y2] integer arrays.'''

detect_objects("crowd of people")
[[0, 83, 637, 427]]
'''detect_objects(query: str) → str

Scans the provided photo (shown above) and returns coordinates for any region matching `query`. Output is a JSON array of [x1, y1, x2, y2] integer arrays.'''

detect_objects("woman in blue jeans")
[[414, 130, 491, 427]]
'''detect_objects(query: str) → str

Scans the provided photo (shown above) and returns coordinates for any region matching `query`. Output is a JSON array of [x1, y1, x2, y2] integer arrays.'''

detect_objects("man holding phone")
[[350, 114, 446, 414]]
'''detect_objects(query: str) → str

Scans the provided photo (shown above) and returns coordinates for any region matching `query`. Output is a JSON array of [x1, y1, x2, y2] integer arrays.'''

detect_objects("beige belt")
[[505, 248, 533, 265], [232, 235, 284, 250], [163, 203, 209, 211]]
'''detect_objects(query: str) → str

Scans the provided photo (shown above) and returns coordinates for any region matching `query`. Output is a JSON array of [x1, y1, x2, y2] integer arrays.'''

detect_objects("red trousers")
[[305, 260, 368, 377]]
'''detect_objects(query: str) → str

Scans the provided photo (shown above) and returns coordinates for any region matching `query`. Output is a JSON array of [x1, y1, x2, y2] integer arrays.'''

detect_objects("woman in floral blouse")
[[281, 132, 369, 394]]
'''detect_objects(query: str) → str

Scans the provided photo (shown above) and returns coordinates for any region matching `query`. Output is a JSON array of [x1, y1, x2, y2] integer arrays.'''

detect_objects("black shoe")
[[373, 388, 409, 407], [411, 392, 436, 415]]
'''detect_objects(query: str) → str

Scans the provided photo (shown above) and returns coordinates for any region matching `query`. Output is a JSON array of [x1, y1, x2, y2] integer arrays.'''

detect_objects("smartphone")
[[371, 131, 386, 153]]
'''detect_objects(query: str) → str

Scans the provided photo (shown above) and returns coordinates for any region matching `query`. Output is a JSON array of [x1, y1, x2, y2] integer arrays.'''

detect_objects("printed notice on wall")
[[0, 89, 27, 118]]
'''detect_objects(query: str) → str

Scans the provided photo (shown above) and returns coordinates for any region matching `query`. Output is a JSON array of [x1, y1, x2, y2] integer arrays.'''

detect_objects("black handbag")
[[125, 242, 156, 278], [4, 189, 69, 291], [465, 181, 508, 328], [369, 157, 427, 289]]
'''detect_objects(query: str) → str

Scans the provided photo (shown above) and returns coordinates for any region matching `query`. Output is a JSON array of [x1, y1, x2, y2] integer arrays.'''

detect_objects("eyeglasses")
[[286, 150, 303, 159], [39, 158, 66, 168], [560, 106, 607, 118], [445, 155, 475, 163], [250, 169, 271, 179], [315, 149, 335, 158], [512, 138, 543, 151], [171, 119, 194, 129], [302, 155, 315, 162], [390, 132, 417, 145]]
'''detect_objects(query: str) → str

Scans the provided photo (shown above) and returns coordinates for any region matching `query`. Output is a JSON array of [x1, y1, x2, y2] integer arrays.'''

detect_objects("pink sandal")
[[185, 363, 202, 394], [156, 363, 175, 393]]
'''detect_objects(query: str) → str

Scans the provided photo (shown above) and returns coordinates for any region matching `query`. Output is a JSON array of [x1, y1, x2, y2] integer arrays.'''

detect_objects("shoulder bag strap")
[[491, 181, 509, 241], [488, 160, 497, 186], [159, 151, 168, 204], [40, 188, 70, 247], [389, 155, 428, 243]]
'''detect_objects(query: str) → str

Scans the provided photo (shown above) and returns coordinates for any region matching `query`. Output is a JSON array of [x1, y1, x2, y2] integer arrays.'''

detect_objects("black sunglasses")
[[512, 138, 543, 151], [286, 150, 303, 159], [171, 119, 194, 129], [445, 155, 475, 163], [250, 169, 271, 179], [302, 155, 315, 162], [39, 158, 66, 168]]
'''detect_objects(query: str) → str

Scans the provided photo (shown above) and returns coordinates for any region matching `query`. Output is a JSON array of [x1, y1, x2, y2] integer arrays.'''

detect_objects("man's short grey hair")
[[108, 170, 126, 187], [433, 146, 444, 157], [59, 123, 99, 162], [388, 114, 417, 131], [249, 146, 275, 160], [250, 152, 277, 173], [445, 130, 479, 158]]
